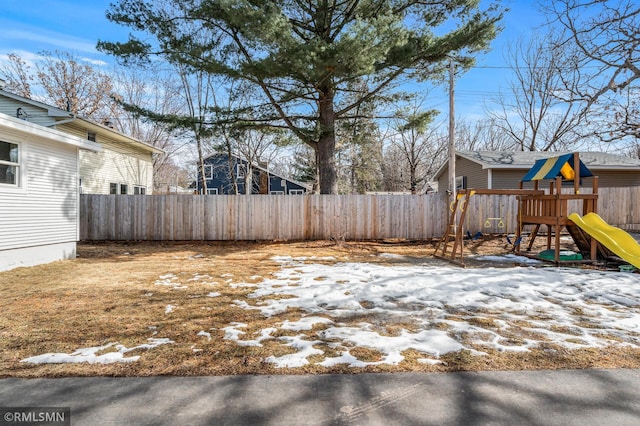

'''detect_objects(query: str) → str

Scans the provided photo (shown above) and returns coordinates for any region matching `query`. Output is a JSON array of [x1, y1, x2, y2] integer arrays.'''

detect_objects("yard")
[[1, 238, 639, 378]]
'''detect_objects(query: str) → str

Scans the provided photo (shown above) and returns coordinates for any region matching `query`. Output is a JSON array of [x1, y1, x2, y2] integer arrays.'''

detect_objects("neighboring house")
[[434, 151, 640, 192], [0, 89, 163, 195], [195, 152, 312, 195], [0, 112, 101, 271]]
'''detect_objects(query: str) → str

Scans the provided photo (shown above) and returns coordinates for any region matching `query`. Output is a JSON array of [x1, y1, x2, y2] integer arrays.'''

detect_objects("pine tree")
[[99, 0, 502, 193]]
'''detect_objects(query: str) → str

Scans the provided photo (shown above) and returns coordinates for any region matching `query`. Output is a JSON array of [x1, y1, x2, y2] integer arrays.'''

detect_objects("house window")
[[134, 185, 146, 195], [207, 188, 218, 195], [270, 191, 284, 195], [87, 132, 96, 142], [109, 182, 129, 194], [236, 164, 246, 178], [289, 189, 305, 195], [0, 140, 20, 186], [204, 165, 214, 180]]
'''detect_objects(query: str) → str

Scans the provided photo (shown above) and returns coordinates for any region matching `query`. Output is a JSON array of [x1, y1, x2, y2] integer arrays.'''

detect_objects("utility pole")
[[448, 58, 456, 204]]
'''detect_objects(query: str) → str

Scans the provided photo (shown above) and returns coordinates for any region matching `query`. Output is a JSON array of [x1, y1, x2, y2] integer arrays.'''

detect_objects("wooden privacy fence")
[[79, 187, 640, 241], [80, 194, 447, 241]]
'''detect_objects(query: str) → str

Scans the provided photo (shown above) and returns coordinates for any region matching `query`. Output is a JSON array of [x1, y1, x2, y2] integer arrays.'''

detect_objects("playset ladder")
[[434, 190, 473, 266]]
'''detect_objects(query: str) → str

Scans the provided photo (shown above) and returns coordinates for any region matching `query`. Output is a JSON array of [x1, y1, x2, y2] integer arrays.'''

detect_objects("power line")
[[472, 64, 604, 70]]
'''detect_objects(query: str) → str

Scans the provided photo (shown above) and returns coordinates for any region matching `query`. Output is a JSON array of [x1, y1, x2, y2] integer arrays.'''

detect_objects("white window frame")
[[204, 164, 214, 180], [270, 190, 284, 195], [236, 164, 246, 178], [134, 185, 147, 195], [109, 182, 131, 195], [0, 139, 22, 190], [207, 188, 219, 195], [289, 189, 305, 195]]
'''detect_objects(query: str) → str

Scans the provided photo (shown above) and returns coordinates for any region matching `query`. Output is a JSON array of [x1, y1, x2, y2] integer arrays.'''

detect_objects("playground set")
[[434, 152, 640, 270]]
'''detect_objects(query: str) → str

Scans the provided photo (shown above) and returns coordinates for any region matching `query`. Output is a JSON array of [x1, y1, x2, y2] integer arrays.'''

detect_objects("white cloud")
[[81, 57, 108, 67], [4, 29, 98, 54]]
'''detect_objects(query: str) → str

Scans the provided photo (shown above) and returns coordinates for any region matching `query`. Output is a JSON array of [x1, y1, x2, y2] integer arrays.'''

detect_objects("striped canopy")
[[521, 153, 593, 182]]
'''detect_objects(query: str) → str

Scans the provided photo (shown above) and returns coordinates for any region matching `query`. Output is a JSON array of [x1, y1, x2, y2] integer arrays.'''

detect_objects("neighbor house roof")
[[433, 150, 640, 179], [0, 89, 163, 155], [204, 152, 313, 190]]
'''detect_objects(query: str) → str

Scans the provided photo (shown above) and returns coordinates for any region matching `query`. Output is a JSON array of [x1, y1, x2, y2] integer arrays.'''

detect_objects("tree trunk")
[[317, 86, 338, 194], [225, 143, 238, 195], [244, 165, 253, 195], [196, 134, 207, 195]]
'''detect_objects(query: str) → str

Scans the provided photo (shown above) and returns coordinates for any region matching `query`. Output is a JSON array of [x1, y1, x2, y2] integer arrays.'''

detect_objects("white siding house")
[[0, 89, 163, 195], [0, 112, 100, 271], [69, 121, 159, 195]]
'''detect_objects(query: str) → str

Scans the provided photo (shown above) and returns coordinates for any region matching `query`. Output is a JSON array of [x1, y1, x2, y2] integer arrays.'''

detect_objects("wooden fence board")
[[79, 189, 640, 241]]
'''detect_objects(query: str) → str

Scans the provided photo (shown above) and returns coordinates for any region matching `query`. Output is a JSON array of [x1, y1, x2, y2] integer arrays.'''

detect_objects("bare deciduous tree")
[[110, 69, 187, 192], [388, 105, 444, 193], [546, 0, 640, 142], [1, 50, 114, 119], [490, 33, 584, 152], [455, 117, 516, 151], [37, 50, 114, 119], [0, 53, 33, 98]]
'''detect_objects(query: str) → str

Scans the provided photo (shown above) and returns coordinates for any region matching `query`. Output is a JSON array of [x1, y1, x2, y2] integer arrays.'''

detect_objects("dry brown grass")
[[1, 238, 639, 378]]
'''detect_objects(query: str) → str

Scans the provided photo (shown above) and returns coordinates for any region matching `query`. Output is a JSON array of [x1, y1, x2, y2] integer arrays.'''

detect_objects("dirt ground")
[[1, 236, 639, 378]]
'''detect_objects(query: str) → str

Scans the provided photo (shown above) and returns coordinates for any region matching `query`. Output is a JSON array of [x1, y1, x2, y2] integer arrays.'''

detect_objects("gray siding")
[[596, 171, 640, 187], [492, 169, 640, 188], [0, 97, 57, 127], [458, 158, 487, 189], [436, 165, 448, 193], [492, 170, 533, 189], [438, 158, 487, 192]]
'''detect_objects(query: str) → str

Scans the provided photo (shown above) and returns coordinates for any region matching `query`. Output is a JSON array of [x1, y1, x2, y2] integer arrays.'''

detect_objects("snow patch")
[[21, 338, 173, 364], [225, 258, 640, 368], [197, 331, 211, 341], [265, 335, 324, 368], [474, 254, 542, 264]]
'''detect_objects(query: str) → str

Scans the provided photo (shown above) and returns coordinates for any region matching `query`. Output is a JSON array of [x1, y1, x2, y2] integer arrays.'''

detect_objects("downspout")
[[487, 169, 492, 190], [76, 147, 80, 242]]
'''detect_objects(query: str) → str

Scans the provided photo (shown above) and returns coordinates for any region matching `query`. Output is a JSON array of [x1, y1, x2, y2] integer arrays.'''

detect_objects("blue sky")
[[0, 0, 548, 121]]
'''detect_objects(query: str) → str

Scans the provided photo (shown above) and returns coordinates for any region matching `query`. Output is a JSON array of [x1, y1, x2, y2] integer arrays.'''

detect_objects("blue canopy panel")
[[521, 153, 594, 182]]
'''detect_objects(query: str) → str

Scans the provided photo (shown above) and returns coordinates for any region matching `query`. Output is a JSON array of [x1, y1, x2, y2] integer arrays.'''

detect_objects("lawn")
[[1, 239, 639, 378]]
